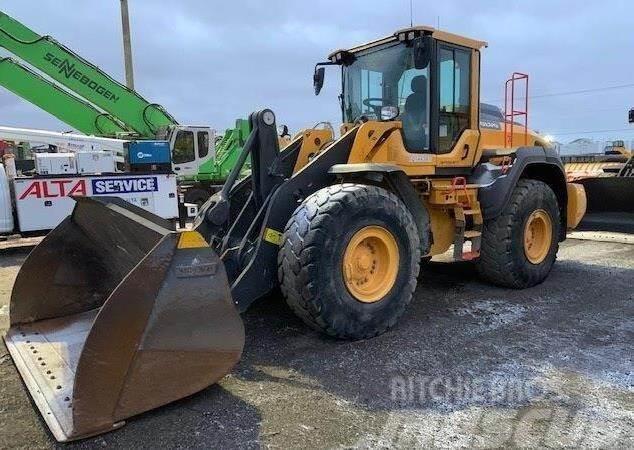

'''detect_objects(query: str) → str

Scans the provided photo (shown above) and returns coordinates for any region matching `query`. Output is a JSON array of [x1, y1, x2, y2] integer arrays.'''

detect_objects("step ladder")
[[450, 177, 483, 261], [618, 156, 634, 177]]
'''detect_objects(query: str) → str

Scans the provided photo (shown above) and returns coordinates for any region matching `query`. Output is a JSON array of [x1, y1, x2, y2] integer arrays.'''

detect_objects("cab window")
[[173, 130, 195, 164], [197, 131, 209, 158], [438, 46, 471, 153], [341, 41, 430, 152], [398, 67, 430, 152], [360, 70, 383, 115]]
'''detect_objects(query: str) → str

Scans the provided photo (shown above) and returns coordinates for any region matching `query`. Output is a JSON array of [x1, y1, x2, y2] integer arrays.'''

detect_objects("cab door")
[[170, 127, 215, 177], [191, 127, 215, 169], [171, 128, 197, 176]]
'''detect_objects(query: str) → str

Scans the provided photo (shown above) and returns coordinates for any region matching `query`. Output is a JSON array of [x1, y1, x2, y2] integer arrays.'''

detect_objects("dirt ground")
[[0, 237, 632, 449]]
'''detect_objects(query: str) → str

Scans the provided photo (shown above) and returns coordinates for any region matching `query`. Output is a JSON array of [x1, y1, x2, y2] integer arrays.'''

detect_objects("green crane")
[[179, 119, 252, 205], [0, 11, 176, 137], [0, 10, 252, 200], [0, 57, 129, 136]]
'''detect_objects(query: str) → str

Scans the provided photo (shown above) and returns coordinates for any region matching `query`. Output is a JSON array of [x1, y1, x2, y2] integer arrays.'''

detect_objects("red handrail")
[[504, 72, 529, 148]]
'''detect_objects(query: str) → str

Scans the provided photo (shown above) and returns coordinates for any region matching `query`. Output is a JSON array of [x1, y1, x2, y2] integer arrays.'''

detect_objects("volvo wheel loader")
[[4, 26, 586, 442]]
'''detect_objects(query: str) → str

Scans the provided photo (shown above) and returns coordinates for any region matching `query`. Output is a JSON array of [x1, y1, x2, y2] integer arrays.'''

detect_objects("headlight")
[[262, 110, 276, 126]]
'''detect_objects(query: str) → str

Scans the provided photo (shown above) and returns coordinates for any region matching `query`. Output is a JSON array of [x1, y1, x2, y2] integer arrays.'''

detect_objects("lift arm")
[[0, 57, 129, 136], [0, 11, 177, 137]]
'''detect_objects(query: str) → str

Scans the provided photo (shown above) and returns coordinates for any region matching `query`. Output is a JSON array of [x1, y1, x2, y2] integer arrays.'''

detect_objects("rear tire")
[[278, 183, 421, 339], [476, 179, 560, 288]]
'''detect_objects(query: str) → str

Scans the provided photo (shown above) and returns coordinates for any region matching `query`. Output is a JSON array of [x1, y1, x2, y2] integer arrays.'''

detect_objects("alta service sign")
[[91, 177, 159, 195]]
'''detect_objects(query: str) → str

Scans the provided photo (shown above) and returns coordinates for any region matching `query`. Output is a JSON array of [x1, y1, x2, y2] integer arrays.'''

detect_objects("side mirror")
[[629, 108, 634, 124], [413, 36, 432, 69], [380, 106, 399, 121], [313, 67, 325, 95]]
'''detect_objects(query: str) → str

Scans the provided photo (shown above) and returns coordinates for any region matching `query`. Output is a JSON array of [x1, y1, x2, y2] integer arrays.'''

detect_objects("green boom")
[[0, 57, 129, 136], [0, 11, 177, 137]]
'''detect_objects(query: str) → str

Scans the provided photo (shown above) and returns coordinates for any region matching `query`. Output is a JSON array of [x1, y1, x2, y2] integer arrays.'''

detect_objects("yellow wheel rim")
[[342, 226, 399, 303], [523, 209, 553, 264]]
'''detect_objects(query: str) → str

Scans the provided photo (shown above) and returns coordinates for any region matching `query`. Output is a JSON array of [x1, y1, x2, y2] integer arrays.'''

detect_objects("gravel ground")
[[0, 237, 632, 449]]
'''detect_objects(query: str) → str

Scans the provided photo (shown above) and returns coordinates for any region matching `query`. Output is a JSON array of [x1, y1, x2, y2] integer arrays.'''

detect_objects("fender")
[[329, 163, 431, 255], [470, 146, 568, 237]]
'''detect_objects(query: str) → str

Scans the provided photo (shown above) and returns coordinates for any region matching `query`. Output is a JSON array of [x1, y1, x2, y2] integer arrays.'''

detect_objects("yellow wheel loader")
[[5, 26, 586, 442]]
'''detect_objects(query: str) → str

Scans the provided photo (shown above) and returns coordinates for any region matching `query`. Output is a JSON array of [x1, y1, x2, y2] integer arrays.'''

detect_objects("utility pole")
[[120, 0, 135, 90]]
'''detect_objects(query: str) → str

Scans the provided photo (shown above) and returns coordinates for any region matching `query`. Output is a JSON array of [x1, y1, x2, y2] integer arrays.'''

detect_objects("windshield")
[[342, 42, 430, 151]]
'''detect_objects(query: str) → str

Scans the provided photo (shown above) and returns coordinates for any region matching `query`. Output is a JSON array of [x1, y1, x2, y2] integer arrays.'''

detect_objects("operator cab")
[[314, 26, 486, 155]]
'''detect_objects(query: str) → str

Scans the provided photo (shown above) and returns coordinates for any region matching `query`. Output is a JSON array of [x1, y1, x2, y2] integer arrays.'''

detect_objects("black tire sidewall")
[[286, 185, 419, 337], [509, 183, 560, 281], [326, 211, 413, 315]]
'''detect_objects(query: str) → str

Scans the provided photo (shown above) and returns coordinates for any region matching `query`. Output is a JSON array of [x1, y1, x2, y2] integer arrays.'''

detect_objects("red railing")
[[504, 72, 528, 148]]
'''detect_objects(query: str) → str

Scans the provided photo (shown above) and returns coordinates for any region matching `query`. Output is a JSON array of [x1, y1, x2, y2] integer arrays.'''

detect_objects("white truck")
[[1, 153, 180, 236]]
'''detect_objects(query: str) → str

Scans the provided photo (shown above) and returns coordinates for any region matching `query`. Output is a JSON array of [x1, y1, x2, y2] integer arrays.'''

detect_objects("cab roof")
[[327, 26, 487, 61]]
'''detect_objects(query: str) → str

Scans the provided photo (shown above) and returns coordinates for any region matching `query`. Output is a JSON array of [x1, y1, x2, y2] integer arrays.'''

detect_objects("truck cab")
[[164, 126, 215, 177]]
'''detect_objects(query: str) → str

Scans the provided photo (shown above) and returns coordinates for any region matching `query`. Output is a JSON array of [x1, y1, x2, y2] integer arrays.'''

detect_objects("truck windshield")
[[173, 130, 195, 164], [342, 42, 430, 151]]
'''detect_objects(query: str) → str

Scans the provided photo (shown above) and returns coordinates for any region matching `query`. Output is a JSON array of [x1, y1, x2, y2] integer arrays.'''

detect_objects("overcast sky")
[[1, 0, 633, 144]]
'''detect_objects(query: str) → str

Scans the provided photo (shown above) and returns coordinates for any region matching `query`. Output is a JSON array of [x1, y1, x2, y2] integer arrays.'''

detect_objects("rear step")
[[452, 194, 483, 261]]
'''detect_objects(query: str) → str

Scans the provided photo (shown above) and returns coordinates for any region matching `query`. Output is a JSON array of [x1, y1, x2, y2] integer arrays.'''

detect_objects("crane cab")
[[160, 125, 215, 177]]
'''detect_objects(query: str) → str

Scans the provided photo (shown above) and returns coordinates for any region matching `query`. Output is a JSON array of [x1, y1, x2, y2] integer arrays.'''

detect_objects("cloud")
[[1, 0, 633, 142]]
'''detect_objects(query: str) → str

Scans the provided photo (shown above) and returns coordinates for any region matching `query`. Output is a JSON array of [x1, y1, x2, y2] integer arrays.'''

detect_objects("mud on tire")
[[476, 179, 561, 288], [277, 183, 421, 339]]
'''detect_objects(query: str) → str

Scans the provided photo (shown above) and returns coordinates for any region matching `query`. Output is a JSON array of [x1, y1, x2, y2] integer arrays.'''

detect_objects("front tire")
[[477, 179, 560, 288], [278, 183, 421, 339]]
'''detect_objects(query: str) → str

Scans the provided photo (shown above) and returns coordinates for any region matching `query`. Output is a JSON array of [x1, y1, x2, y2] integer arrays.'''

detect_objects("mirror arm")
[[314, 61, 339, 69]]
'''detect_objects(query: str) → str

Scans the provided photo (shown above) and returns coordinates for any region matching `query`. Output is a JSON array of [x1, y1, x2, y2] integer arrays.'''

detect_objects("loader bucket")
[[577, 177, 634, 233], [3, 196, 244, 442]]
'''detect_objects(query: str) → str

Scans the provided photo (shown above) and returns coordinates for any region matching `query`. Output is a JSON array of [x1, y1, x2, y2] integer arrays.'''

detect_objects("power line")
[[532, 83, 634, 99], [483, 82, 634, 104], [529, 105, 626, 121], [546, 127, 634, 136]]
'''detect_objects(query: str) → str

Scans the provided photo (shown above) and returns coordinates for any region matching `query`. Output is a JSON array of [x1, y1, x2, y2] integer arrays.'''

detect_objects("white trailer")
[[0, 124, 219, 176], [0, 125, 126, 164], [1, 159, 180, 235]]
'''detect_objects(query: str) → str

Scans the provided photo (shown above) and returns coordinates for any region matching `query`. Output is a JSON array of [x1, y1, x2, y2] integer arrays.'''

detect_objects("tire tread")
[[278, 183, 420, 339], [476, 179, 560, 288]]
